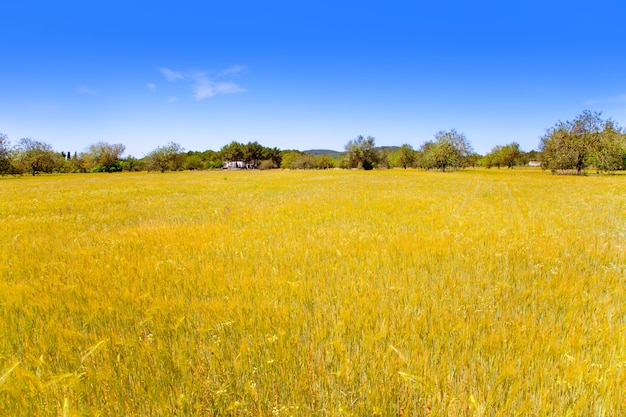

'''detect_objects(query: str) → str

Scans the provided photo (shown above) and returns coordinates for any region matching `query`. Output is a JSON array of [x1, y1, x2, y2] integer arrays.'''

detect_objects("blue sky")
[[2, 0, 626, 157]]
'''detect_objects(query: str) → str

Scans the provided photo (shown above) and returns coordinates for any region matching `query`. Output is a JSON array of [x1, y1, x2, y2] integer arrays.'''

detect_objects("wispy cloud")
[[192, 73, 246, 100], [147, 82, 156, 90], [168, 96, 177, 103], [78, 86, 96, 96], [585, 94, 626, 105], [218, 65, 247, 77], [159, 66, 247, 100], [159, 68, 184, 82]]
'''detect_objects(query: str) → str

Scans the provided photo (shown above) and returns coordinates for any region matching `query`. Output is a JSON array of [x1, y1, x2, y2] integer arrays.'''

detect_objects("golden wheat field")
[[0, 168, 625, 416]]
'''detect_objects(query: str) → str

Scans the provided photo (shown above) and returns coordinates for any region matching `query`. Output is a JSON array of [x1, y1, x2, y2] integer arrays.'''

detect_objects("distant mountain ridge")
[[302, 149, 343, 156], [303, 147, 399, 157]]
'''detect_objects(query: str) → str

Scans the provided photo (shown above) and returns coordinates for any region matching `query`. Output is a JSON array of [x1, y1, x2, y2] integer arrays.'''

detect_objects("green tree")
[[592, 122, 626, 172], [540, 110, 624, 174], [465, 152, 482, 168], [195, 150, 223, 169], [421, 129, 473, 172], [263, 147, 282, 168], [499, 142, 521, 168], [345, 135, 380, 170], [292, 153, 317, 169], [395, 144, 416, 169], [146, 142, 185, 172], [122, 156, 144, 172], [184, 153, 205, 170], [220, 141, 244, 167], [279, 150, 317, 169], [242, 141, 264, 167], [12, 138, 63, 175], [86, 141, 126, 172], [482, 146, 502, 168], [0, 133, 12, 175], [279, 150, 301, 169], [315, 154, 336, 169], [484, 142, 520, 169], [518, 149, 539, 166]]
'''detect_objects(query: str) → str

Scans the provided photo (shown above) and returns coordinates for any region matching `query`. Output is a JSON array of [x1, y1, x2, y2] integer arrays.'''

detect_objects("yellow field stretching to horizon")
[[1, 168, 625, 416]]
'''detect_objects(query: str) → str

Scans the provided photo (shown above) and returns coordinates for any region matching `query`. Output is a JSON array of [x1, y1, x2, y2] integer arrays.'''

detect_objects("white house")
[[223, 161, 257, 169]]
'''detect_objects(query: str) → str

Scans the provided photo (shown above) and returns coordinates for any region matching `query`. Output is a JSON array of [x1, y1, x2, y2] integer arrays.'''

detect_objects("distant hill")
[[303, 149, 344, 157], [378, 146, 400, 152], [304, 147, 399, 156]]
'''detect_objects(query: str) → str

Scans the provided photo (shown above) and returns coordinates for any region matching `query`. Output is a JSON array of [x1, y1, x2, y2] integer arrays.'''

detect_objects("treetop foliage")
[[345, 135, 380, 170], [540, 110, 626, 174], [420, 129, 473, 171]]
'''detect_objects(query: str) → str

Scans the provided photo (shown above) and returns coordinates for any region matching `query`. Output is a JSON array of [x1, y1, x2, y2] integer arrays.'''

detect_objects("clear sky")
[[2, 0, 626, 157]]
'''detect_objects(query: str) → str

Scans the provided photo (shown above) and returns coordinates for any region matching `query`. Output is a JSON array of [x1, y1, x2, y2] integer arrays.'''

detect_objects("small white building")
[[223, 161, 257, 169], [528, 161, 541, 167]]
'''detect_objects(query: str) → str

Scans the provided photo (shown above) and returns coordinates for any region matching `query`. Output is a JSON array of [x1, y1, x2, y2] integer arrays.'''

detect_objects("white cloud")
[[159, 67, 185, 82], [78, 86, 96, 96], [192, 75, 246, 100], [147, 82, 156, 90], [168, 96, 177, 103], [159, 66, 246, 100], [218, 65, 247, 77]]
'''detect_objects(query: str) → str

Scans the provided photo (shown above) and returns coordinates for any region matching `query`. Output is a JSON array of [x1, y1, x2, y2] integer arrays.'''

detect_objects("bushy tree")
[[421, 129, 473, 171], [484, 142, 521, 169], [315, 154, 336, 169], [291, 153, 317, 169], [279, 150, 300, 169], [263, 147, 282, 169], [122, 156, 144, 172], [540, 110, 625, 174], [392, 144, 416, 168], [592, 122, 626, 172], [242, 141, 264, 168], [220, 141, 280, 169], [12, 138, 63, 175], [219, 141, 244, 165], [86, 141, 126, 172], [279, 150, 317, 169], [483, 146, 502, 168], [0, 133, 12, 175], [183, 153, 205, 170], [345, 135, 380, 170], [499, 142, 521, 168], [146, 142, 185, 172], [189, 150, 223, 169]]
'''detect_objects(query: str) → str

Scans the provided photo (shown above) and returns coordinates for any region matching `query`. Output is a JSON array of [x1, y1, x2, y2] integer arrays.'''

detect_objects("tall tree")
[[592, 121, 626, 172], [484, 142, 521, 168], [500, 142, 521, 168], [12, 138, 63, 175], [540, 110, 624, 174], [86, 141, 126, 172], [0, 133, 11, 175], [243, 141, 264, 167], [421, 129, 473, 171], [395, 143, 416, 169], [345, 135, 380, 170], [145, 142, 185, 172], [315, 154, 336, 169], [220, 141, 244, 165], [263, 147, 282, 168]]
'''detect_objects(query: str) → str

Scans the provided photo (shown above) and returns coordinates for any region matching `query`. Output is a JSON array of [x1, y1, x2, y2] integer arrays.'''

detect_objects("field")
[[1, 168, 625, 416]]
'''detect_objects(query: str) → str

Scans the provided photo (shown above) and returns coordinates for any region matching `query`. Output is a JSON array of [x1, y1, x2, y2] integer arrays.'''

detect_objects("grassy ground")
[[1, 168, 625, 416]]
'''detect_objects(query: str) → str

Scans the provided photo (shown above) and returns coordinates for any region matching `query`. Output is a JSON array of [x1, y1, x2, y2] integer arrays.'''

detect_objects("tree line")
[[1, 111, 625, 176]]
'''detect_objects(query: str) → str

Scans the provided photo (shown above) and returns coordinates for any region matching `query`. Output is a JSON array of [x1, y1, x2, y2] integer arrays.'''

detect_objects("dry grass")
[[1, 168, 625, 416]]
